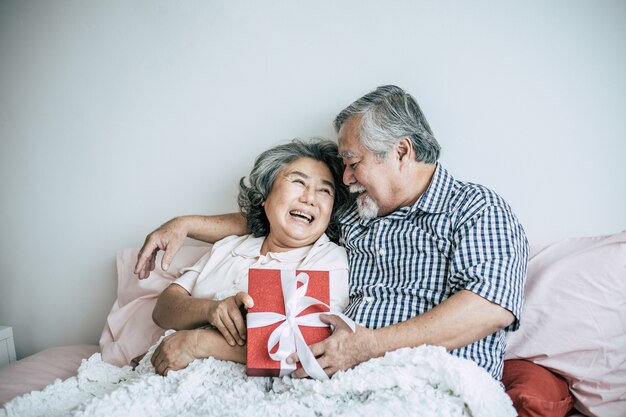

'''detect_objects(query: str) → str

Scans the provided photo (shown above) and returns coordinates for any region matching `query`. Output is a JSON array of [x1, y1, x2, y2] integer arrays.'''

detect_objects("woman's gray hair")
[[333, 85, 441, 163], [238, 138, 353, 243]]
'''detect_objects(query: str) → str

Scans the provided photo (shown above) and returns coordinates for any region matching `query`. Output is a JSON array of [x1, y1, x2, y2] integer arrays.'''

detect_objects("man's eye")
[[350, 162, 358, 169], [293, 179, 305, 185]]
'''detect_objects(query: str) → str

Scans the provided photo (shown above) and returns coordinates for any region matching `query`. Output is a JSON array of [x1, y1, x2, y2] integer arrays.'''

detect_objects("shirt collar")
[[231, 233, 329, 262], [414, 162, 455, 214]]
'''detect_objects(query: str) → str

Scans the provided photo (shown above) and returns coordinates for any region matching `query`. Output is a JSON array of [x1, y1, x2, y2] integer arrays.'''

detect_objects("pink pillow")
[[505, 231, 626, 417], [99, 246, 209, 366], [0, 345, 99, 404]]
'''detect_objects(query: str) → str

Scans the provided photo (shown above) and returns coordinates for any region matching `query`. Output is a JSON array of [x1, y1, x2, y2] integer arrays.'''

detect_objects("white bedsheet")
[[1, 334, 515, 417]]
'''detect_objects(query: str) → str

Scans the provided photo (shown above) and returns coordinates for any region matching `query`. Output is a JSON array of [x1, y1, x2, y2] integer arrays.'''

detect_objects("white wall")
[[1, 0, 624, 359]]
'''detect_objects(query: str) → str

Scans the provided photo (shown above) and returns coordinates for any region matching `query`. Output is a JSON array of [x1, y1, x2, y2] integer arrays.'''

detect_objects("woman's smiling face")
[[262, 157, 335, 252]]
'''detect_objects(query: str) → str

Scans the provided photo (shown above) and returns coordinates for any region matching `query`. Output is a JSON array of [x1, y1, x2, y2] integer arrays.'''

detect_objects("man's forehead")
[[339, 134, 370, 160], [338, 116, 361, 148], [338, 150, 356, 159], [338, 133, 362, 159]]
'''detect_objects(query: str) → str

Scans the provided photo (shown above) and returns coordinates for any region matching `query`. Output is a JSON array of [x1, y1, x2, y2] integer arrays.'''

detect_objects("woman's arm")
[[151, 328, 246, 375], [153, 284, 254, 347], [152, 284, 214, 330]]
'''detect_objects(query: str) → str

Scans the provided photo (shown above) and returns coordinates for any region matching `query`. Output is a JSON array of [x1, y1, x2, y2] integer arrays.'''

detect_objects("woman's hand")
[[152, 328, 247, 375], [207, 292, 254, 347], [151, 329, 201, 376]]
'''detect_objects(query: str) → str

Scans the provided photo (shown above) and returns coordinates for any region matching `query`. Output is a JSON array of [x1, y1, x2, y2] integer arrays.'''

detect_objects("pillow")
[[505, 231, 626, 417], [99, 245, 210, 366], [502, 359, 574, 417]]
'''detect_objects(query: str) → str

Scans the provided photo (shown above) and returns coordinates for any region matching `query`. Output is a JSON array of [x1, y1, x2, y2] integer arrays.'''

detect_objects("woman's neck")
[[260, 234, 315, 256]]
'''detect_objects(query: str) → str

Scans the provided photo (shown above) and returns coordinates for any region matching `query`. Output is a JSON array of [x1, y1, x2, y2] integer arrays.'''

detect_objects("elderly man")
[[135, 85, 528, 380]]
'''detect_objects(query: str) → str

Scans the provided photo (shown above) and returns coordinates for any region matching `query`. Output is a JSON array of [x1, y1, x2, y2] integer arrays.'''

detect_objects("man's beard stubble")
[[349, 184, 379, 220]]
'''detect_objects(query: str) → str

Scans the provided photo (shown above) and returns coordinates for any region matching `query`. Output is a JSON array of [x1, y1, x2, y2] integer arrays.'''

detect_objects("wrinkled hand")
[[288, 314, 378, 379], [207, 292, 254, 347], [151, 330, 200, 376], [135, 218, 187, 279]]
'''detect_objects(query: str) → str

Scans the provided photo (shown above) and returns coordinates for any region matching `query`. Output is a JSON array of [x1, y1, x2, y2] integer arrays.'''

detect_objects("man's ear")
[[397, 137, 414, 163]]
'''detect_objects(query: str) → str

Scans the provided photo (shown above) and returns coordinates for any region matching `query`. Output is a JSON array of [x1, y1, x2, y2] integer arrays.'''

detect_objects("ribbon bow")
[[246, 270, 355, 380]]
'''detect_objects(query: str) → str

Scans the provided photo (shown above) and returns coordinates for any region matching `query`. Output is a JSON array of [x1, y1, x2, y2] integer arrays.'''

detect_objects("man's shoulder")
[[450, 179, 513, 214], [417, 164, 511, 217], [447, 179, 528, 246]]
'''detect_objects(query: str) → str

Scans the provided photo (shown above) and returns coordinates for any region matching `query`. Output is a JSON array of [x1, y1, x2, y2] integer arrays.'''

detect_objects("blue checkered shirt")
[[340, 163, 528, 380]]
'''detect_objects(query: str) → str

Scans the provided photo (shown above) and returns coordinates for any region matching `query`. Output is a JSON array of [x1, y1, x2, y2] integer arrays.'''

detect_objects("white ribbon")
[[246, 270, 355, 380]]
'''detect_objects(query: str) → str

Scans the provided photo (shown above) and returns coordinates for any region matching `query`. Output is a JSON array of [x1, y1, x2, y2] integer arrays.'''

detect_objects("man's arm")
[[290, 290, 514, 378], [135, 213, 247, 278], [372, 290, 514, 353]]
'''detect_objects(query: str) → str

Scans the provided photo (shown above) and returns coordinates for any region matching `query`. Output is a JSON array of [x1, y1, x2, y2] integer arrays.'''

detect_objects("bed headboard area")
[[504, 231, 626, 417]]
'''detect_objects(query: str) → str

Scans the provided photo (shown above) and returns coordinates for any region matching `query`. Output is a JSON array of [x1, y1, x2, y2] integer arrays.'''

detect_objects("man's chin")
[[356, 197, 379, 220]]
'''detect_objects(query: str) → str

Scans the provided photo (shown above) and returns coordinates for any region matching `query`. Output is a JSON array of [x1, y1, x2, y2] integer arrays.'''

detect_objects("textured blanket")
[[1, 336, 515, 417]]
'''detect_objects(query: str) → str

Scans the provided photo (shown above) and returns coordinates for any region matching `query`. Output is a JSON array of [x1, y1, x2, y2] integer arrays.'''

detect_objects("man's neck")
[[397, 162, 437, 209]]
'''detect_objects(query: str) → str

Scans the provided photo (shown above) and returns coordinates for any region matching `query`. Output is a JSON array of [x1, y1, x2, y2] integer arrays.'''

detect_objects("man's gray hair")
[[333, 85, 441, 163], [238, 138, 353, 243]]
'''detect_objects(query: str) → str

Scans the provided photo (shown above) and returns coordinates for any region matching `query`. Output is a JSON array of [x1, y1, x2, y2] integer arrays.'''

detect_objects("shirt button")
[[379, 248, 386, 256], [383, 219, 391, 225], [364, 296, 374, 303]]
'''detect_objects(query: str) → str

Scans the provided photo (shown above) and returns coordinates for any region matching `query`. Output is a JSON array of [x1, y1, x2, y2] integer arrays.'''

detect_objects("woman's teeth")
[[290, 210, 313, 223]]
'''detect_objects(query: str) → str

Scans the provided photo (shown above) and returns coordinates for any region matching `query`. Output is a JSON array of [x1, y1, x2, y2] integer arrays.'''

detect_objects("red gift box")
[[246, 269, 332, 378]]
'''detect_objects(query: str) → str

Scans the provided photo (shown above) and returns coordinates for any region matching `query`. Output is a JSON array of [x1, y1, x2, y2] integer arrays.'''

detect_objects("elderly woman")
[[150, 139, 353, 376]]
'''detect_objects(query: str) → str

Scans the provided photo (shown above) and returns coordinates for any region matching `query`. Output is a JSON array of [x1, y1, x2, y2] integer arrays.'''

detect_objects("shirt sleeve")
[[449, 204, 529, 331], [172, 250, 213, 294]]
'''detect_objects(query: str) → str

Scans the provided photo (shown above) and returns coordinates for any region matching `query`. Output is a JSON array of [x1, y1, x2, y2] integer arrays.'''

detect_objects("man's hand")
[[135, 218, 188, 279], [288, 314, 379, 378], [151, 329, 200, 376], [207, 292, 254, 347]]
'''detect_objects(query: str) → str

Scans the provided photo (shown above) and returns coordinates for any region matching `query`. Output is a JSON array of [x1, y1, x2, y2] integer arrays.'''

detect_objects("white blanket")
[[1, 337, 515, 417]]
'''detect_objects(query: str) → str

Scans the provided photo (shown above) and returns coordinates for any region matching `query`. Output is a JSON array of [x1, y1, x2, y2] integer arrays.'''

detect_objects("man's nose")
[[343, 166, 355, 185]]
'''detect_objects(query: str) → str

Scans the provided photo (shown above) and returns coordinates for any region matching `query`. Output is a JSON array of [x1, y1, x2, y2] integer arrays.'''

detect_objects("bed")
[[1, 231, 624, 417]]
